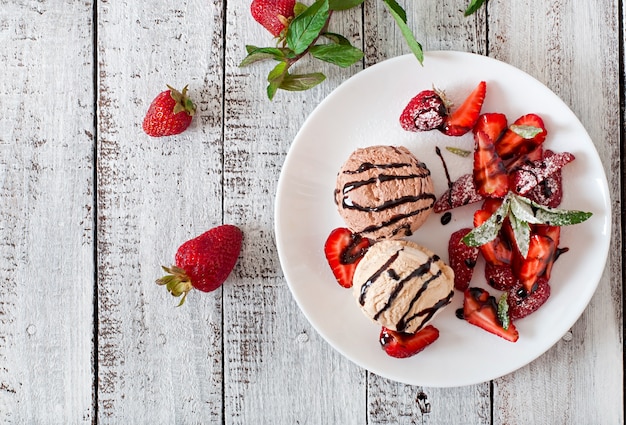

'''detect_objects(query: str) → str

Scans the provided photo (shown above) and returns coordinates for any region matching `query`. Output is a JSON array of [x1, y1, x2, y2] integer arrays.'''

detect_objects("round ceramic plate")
[[274, 51, 611, 387]]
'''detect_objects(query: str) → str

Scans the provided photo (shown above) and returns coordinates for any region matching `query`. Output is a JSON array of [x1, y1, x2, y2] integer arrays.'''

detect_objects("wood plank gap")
[[221, 2, 228, 425], [619, 0, 626, 413], [91, 1, 99, 424]]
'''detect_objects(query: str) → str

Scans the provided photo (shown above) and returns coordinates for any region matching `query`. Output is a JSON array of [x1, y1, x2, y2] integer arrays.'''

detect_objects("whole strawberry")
[[157, 225, 243, 305], [250, 0, 296, 37], [142, 85, 196, 137]]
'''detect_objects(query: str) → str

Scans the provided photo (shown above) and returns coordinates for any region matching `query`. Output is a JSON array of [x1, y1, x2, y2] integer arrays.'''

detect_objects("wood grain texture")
[[489, 1, 623, 424], [96, 0, 225, 422], [0, 2, 95, 423]]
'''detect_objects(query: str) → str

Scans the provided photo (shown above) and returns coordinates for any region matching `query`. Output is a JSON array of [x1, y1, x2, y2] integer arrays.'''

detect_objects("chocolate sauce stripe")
[[342, 193, 437, 213], [342, 172, 432, 194], [360, 204, 435, 235], [395, 269, 442, 331], [358, 250, 401, 306], [400, 289, 453, 333]]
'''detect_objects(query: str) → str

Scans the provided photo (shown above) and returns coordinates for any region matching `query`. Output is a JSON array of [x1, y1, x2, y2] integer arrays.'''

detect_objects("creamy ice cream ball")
[[334, 145, 436, 240]]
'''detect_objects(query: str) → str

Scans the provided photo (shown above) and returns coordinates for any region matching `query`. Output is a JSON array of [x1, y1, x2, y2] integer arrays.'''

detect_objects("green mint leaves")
[[462, 192, 592, 258], [464, 0, 486, 16], [241, 0, 422, 99], [510, 125, 544, 139], [497, 293, 511, 330]]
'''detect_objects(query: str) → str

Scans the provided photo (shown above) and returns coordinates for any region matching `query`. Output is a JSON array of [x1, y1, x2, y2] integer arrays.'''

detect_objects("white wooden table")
[[0, 1, 622, 423]]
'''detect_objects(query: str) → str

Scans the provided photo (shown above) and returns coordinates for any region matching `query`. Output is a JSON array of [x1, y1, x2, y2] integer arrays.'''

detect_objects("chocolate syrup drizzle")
[[359, 248, 453, 333], [339, 158, 436, 237]]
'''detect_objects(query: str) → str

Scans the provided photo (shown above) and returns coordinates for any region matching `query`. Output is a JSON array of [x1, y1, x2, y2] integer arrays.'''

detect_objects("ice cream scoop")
[[334, 145, 435, 240], [353, 239, 454, 334]]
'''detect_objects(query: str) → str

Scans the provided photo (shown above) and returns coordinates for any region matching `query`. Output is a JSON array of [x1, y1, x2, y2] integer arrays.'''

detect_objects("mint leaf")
[[310, 44, 364, 67], [267, 61, 289, 100], [462, 195, 511, 247], [514, 194, 593, 226], [498, 293, 510, 330], [287, 0, 330, 55], [381, 0, 424, 65], [329, 0, 365, 10], [240, 47, 289, 67], [508, 211, 531, 257], [280, 72, 326, 91], [464, 0, 486, 16], [510, 124, 544, 139], [510, 194, 543, 224], [445, 146, 472, 157], [322, 32, 352, 45], [294, 2, 308, 15]]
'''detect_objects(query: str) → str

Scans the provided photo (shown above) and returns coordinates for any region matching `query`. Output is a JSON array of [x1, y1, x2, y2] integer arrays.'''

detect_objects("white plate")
[[274, 51, 611, 387]]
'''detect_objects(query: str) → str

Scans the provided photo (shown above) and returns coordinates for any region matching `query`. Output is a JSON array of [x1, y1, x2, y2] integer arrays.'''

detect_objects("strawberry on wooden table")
[[324, 227, 371, 288], [440, 81, 487, 136], [143, 85, 196, 137], [462, 287, 519, 342], [157, 225, 243, 306], [250, 0, 296, 37], [379, 325, 440, 358]]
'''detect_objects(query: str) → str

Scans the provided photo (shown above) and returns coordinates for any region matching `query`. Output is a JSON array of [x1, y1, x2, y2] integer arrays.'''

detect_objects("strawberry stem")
[[156, 265, 194, 306]]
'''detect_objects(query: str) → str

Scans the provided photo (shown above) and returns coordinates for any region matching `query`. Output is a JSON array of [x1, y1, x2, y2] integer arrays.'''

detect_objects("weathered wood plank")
[[223, 1, 368, 423], [363, 1, 491, 422], [96, 0, 225, 422], [0, 1, 95, 423], [489, 1, 623, 424]]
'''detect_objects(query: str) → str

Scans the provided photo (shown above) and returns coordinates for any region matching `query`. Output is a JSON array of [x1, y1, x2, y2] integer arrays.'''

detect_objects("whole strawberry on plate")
[[143, 85, 196, 137], [157, 225, 243, 306]]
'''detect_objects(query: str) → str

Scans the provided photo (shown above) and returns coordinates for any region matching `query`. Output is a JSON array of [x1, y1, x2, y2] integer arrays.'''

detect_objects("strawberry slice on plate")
[[507, 277, 551, 320], [324, 227, 371, 288], [473, 129, 509, 198], [512, 233, 556, 294], [448, 228, 480, 291], [399, 89, 448, 132], [473, 209, 513, 266], [474, 112, 508, 142], [463, 287, 519, 342], [440, 81, 487, 136], [509, 150, 575, 196], [380, 325, 440, 358], [433, 173, 484, 213], [496, 113, 547, 160]]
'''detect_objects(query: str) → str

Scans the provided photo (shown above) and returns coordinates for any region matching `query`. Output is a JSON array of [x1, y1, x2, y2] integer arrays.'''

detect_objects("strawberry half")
[[157, 225, 243, 305], [380, 325, 440, 358], [463, 287, 519, 342], [507, 277, 551, 320], [496, 113, 547, 160], [448, 228, 479, 291], [440, 81, 487, 136], [433, 173, 484, 213], [250, 0, 296, 37], [484, 263, 517, 291], [512, 233, 556, 294], [509, 150, 575, 196], [473, 113, 508, 142], [324, 227, 371, 288], [399, 89, 448, 132], [473, 129, 509, 198], [473, 209, 513, 266]]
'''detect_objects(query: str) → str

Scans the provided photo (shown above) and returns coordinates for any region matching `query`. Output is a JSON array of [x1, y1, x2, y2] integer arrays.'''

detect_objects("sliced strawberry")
[[463, 287, 519, 342], [379, 325, 440, 358], [496, 114, 547, 160], [485, 263, 517, 290], [473, 129, 509, 198], [399, 90, 447, 132], [481, 197, 503, 214], [473, 209, 513, 266], [509, 150, 575, 195], [507, 277, 551, 320], [505, 146, 544, 173], [512, 234, 555, 293], [525, 171, 563, 208], [440, 81, 487, 136], [433, 173, 484, 213], [473, 113, 508, 142], [324, 228, 371, 288], [531, 224, 561, 280], [448, 228, 480, 291]]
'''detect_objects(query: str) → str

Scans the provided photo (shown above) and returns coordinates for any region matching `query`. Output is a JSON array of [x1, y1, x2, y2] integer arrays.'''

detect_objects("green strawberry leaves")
[[464, 0, 486, 16], [462, 192, 592, 258]]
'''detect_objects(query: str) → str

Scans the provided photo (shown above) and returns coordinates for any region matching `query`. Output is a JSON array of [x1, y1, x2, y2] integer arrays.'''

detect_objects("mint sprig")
[[462, 192, 593, 258], [464, 0, 486, 16], [498, 293, 511, 330]]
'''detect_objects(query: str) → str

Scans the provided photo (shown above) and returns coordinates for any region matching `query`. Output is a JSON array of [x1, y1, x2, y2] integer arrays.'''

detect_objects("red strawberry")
[[507, 277, 551, 320], [433, 173, 484, 213], [379, 325, 440, 358], [463, 287, 519, 342], [532, 224, 561, 280], [440, 81, 487, 136], [473, 129, 509, 198], [324, 227, 371, 288], [526, 172, 563, 208], [448, 228, 479, 291], [143, 85, 196, 137], [484, 263, 517, 290], [473, 113, 508, 142], [505, 146, 544, 173], [496, 114, 547, 160], [157, 225, 243, 305], [399, 89, 448, 132], [250, 0, 296, 37], [509, 150, 575, 196], [473, 209, 513, 266], [512, 234, 555, 294]]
